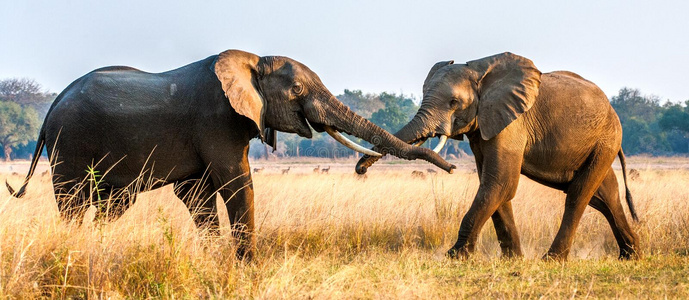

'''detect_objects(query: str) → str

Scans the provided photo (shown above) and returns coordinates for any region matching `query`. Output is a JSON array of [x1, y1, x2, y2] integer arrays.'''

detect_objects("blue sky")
[[1, 0, 688, 102]]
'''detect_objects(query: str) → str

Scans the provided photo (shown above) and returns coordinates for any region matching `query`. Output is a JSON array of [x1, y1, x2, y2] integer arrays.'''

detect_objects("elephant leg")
[[92, 187, 136, 222], [53, 178, 90, 225], [56, 193, 89, 225], [587, 167, 639, 259], [448, 142, 523, 259], [491, 200, 523, 258], [544, 149, 616, 261], [209, 154, 255, 260], [219, 174, 254, 260], [476, 154, 523, 258], [173, 177, 218, 231]]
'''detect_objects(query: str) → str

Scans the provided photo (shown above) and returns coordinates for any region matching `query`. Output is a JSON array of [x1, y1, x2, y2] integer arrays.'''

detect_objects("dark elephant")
[[7, 49, 455, 259], [356, 53, 639, 261]]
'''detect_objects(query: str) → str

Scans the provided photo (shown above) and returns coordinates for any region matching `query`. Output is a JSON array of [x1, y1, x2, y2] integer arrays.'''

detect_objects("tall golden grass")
[[1, 162, 688, 298]]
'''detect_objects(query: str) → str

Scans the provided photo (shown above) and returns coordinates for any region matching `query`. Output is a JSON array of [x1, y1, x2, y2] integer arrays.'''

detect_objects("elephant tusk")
[[324, 126, 382, 157], [433, 135, 448, 153]]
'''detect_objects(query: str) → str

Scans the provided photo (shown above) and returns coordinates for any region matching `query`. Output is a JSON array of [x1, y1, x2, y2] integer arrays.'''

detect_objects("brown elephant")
[[7, 49, 455, 259], [356, 53, 639, 261]]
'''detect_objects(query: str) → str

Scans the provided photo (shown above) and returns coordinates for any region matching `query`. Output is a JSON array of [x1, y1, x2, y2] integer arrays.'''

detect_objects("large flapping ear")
[[468, 52, 541, 140], [214, 49, 266, 140], [423, 60, 454, 92]]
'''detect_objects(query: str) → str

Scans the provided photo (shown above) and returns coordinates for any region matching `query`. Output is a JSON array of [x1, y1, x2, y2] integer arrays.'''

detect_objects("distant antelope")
[[320, 166, 330, 174], [281, 167, 291, 174], [313, 165, 320, 173], [629, 169, 640, 181], [411, 170, 426, 179], [253, 167, 264, 173], [426, 169, 437, 174]]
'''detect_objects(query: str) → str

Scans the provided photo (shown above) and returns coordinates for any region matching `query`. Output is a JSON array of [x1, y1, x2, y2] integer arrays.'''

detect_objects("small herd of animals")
[[6, 49, 639, 261], [314, 165, 330, 174], [251, 165, 331, 174], [410, 168, 441, 179]]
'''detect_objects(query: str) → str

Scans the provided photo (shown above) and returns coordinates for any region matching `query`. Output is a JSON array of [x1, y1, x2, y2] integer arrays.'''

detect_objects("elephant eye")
[[450, 99, 460, 109], [292, 82, 304, 95]]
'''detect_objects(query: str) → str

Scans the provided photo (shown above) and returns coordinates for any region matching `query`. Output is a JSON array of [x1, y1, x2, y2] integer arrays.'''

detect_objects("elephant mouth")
[[307, 120, 326, 133], [409, 133, 449, 153]]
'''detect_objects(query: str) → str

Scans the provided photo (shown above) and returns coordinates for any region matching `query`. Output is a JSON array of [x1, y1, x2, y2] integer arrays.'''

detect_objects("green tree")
[[610, 88, 662, 122], [0, 101, 40, 161], [337, 89, 384, 118], [0, 78, 55, 117], [659, 101, 689, 132], [610, 88, 669, 154], [658, 101, 689, 153], [370, 92, 419, 133], [622, 117, 669, 154]]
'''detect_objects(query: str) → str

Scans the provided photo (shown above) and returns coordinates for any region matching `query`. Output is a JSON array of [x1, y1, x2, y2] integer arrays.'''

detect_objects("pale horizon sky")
[[2, 0, 688, 103]]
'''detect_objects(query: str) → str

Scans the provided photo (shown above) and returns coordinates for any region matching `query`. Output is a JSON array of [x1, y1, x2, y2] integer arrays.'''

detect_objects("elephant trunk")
[[355, 109, 433, 174], [309, 96, 454, 173]]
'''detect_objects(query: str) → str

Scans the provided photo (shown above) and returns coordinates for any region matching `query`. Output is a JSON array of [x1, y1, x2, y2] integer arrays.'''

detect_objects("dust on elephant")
[[356, 52, 639, 261], [7, 49, 455, 259]]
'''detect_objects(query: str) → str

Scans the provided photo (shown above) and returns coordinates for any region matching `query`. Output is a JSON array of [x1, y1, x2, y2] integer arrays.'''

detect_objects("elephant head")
[[356, 52, 541, 173], [214, 50, 455, 172]]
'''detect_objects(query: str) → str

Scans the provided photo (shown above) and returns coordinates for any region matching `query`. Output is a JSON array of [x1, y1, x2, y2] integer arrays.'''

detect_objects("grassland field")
[[0, 156, 688, 298]]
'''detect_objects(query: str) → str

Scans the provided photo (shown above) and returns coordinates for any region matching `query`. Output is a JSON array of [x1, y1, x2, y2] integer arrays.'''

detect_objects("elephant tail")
[[5, 128, 46, 198], [6, 70, 87, 198], [618, 149, 639, 222]]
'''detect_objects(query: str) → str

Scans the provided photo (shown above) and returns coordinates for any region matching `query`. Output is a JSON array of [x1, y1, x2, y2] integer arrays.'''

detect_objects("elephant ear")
[[214, 49, 266, 140], [468, 52, 541, 140], [423, 60, 454, 93]]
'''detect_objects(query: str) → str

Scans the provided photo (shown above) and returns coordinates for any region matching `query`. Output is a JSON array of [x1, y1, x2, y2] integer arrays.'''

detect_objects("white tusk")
[[432, 135, 448, 153], [324, 126, 382, 157]]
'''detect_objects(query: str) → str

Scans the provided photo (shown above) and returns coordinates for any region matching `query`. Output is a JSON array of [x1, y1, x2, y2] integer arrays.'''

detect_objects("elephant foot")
[[235, 245, 255, 262], [230, 224, 255, 262], [619, 247, 640, 260], [500, 248, 524, 259], [446, 246, 470, 259], [542, 251, 569, 262]]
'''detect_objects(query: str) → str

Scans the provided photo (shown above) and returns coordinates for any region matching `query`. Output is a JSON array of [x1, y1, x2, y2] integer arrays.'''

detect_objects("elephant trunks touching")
[[355, 139, 451, 175], [357, 141, 454, 174], [309, 95, 455, 173]]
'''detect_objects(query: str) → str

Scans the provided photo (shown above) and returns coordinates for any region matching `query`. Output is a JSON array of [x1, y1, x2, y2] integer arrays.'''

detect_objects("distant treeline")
[[611, 88, 689, 155], [1, 78, 688, 161]]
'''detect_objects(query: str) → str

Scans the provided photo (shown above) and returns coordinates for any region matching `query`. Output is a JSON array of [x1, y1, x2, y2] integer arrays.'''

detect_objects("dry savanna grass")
[[1, 159, 688, 298]]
